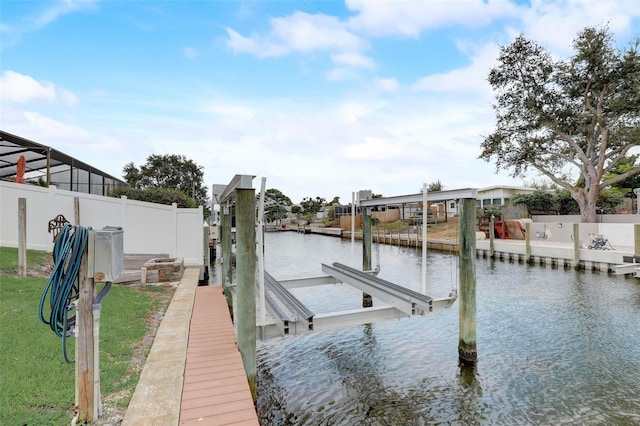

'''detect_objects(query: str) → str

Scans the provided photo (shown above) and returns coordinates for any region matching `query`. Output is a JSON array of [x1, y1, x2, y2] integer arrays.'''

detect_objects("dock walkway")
[[122, 268, 259, 426], [180, 285, 259, 425]]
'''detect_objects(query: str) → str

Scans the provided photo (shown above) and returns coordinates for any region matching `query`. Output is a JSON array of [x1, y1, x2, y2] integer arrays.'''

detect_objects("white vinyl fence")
[[0, 181, 204, 265]]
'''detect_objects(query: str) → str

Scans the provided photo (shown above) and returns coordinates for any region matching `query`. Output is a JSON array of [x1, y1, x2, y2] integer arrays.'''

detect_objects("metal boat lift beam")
[[264, 271, 315, 332], [359, 187, 478, 207], [322, 262, 434, 315]]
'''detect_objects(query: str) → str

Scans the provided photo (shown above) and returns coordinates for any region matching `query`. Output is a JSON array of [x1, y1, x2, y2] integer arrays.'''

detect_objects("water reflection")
[[248, 233, 640, 425]]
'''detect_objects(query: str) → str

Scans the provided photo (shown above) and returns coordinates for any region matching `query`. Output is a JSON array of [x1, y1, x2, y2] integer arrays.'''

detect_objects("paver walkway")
[[180, 285, 260, 425]]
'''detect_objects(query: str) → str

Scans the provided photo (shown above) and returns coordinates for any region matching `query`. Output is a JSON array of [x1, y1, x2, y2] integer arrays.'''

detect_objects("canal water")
[[253, 232, 640, 425]]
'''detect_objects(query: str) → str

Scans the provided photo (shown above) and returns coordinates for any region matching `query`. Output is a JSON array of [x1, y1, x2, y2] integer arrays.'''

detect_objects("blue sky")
[[2, 0, 639, 205]]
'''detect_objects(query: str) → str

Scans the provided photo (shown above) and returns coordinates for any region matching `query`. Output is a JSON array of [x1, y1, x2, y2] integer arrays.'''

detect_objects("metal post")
[[458, 198, 477, 366], [257, 178, 267, 330], [363, 207, 372, 271], [525, 222, 531, 263], [351, 192, 355, 267], [573, 223, 580, 269], [362, 206, 373, 307], [421, 184, 427, 294], [489, 215, 495, 259], [221, 204, 232, 291], [202, 224, 210, 282], [46, 147, 51, 187], [236, 188, 256, 400], [18, 198, 26, 277]]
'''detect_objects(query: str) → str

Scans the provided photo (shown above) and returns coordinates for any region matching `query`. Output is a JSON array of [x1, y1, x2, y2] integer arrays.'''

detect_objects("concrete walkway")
[[122, 268, 199, 425]]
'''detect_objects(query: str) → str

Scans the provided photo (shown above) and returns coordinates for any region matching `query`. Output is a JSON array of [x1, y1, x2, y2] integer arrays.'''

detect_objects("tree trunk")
[[577, 185, 600, 223]]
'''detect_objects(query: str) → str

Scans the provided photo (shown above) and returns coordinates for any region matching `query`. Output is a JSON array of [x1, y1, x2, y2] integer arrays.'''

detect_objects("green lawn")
[[0, 248, 174, 425], [0, 246, 50, 273]]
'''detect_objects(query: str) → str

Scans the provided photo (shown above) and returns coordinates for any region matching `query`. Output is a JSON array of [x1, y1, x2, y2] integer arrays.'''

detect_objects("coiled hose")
[[39, 224, 89, 363]]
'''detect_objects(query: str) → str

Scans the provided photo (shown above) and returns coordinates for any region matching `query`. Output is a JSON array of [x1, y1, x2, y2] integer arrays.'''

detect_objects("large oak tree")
[[480, 26, 640, 222], [122, 154, 209, 212]]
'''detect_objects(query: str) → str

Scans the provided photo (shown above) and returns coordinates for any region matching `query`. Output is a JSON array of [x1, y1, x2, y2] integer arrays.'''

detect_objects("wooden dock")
[[122, 268, 259, 426], [180, 285, 259, 425]]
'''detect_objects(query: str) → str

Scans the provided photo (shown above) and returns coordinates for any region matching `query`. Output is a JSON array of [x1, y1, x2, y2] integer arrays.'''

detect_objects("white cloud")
[[518, 0, 640, 55], [339, 100, 383, 123], [204, 103, 255, 121], [0, 71, 79, 105], [374, 77, 400, 93], [2, 0, 99, 47], [182, 46, 198, 59], [331, 52, 374, 68], [411, 42, 499, 98], [326, 67, 360, 82], [346, 0, 521, 37], [226, 12, 367, 57], [342, 137, 404, 160]]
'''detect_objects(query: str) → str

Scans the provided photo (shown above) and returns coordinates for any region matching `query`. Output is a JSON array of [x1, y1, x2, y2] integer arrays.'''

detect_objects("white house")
[[446, 186, 536, 216]]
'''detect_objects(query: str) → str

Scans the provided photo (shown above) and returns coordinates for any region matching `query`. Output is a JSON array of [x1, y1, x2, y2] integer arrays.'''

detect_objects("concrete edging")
[[121, 267, 200, 426]]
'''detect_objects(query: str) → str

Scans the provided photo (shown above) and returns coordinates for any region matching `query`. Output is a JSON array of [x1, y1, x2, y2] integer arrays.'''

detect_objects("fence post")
[[74, 197, 80, 225], [18, 198, 26, 277], [236, 188, 256, 400], [170, 203, 178, 258]]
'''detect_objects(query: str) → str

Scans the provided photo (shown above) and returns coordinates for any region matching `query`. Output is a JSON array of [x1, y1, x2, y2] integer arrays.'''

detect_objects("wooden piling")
[[235, 189, 257, 400], [458, 198, 477, 366], [18, 198, 26, 277], [573, 223, 580, 269], [635, 224, 640, 256]]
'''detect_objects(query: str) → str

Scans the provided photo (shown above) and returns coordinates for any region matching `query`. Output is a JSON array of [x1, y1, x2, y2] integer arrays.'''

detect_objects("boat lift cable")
[[449, 222, 458, 293], [38, 224, 89, 363]]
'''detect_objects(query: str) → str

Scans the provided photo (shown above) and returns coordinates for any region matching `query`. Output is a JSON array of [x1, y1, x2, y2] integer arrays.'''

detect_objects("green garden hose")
[[38, 224, 89, 363]]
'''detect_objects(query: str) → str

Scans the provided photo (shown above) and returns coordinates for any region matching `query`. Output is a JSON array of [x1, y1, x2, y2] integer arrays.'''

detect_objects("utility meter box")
[[92, 226, 124, 283]]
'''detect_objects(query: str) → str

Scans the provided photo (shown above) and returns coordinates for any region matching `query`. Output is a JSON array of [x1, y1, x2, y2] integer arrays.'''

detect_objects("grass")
[[0, 247, 174, 425], [0, 246, 51, 273], [372, 217, 460, 241]]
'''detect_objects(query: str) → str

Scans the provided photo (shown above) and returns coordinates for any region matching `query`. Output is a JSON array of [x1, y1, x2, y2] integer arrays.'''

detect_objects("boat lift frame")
[[258, 263, 457, 339]]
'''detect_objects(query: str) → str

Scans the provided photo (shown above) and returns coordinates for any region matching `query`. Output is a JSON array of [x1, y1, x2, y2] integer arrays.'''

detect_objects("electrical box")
[[92, 226, 124, 283]]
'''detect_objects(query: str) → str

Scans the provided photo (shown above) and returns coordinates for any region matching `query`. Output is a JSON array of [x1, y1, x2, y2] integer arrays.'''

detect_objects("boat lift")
[[215, 175, 477, 366], [259, 263, 457, 339]]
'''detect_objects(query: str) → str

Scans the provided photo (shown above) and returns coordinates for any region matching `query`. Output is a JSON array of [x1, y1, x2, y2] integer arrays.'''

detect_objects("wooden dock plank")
[[180, 285, 259, 426]]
